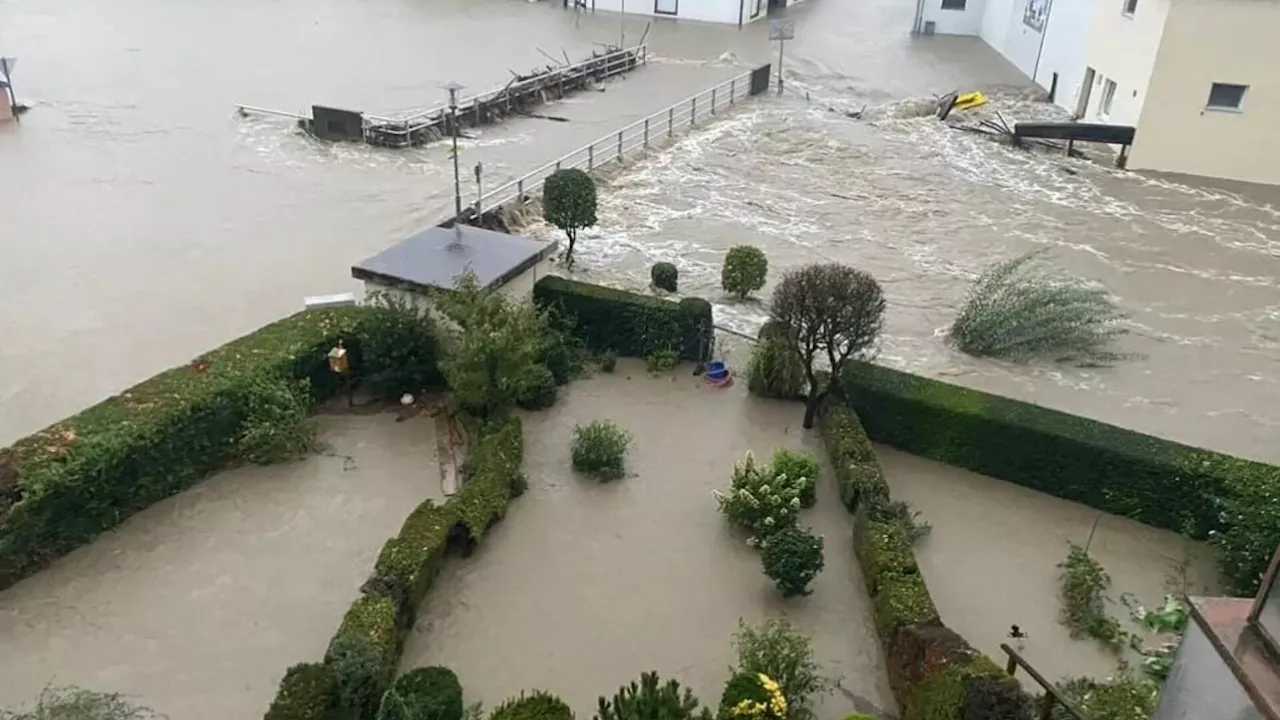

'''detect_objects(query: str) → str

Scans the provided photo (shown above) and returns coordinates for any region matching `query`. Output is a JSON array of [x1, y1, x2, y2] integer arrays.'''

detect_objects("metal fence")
[[477, 65, 765, 215]]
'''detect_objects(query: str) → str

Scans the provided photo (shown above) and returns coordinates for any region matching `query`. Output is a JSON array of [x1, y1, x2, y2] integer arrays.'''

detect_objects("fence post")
[[730, 78, 736, 104], [517, 179, 524, 200], [1005, 656, 1017, 676], [711, 88, 717, 115], [588, 145, 594, 170], [555, 160, 561, 172], [617, 130, 623, 161], [1037, 694, 1055, 720], [691, 96, 697, 126], [668, 107, 674, 137], [644, 118, 650, 148]]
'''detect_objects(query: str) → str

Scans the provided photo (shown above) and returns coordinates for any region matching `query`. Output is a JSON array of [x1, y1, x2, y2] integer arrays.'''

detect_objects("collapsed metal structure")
[[236, 44, 647, 149]]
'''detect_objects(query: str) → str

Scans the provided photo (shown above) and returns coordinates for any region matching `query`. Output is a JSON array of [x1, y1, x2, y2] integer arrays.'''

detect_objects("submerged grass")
[[950, 250, 1131, 366]]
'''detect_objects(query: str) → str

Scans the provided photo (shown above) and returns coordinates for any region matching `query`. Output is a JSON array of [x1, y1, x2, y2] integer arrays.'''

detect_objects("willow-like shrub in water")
[[950, 250, 1129, 365]]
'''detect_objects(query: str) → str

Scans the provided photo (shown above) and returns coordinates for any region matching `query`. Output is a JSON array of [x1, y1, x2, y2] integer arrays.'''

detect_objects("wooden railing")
[[999, 643, 1090, 720]]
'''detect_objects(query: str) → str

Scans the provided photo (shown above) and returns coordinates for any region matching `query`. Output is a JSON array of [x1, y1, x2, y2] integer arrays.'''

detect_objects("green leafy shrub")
[[817, 404, 888, 513], [438, 271, 546, 417], [1, 686, 163, 720], [770, 449, 820, 509], [571, 420, 631, 481], [491, 692, 575, 720], [266, 664, 338, 720], [746, 322, 806, 401], [838, 359, 1280, 596], [0, 306, 391, 591], [646, 348, 679, 373], [543, 168, 598, 267], [761, 527, 825, 597], [1057, 545, 1124, 649], [599, 350, 618, 373], [950, 250, 1129, 366], [718, 673, 773, 720], [713, 452, 804, 546], [233, 375, 316, 465], [538, 322, 583, 385], [326, 631, 388, 720], [962, 675, 1033, 720], [722, 246, 768, 300], [381, 667, 463, 720], [651, 262, 679, 293], [360, 292, 444, 397], [533, 276, 713, 362], [517, 365, 559, 411], [596, 672, 713, 720], [1051, 670, 1157, 720], [730, 618, 829, 720]]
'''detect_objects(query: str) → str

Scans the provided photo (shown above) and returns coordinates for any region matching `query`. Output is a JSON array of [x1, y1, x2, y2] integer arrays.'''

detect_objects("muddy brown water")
[[402, 363, 896, 720], [0, 414, 440, 719]]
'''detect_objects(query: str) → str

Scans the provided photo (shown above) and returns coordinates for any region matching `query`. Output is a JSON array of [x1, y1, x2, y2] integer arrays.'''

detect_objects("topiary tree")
[[543, 168, 598, 269], [437, 270, 547, 417], [596, 672, 713, 720], [761, 526, 825, 597], [379, 667, 464, 720], [651, 262, 679, 293], [769, 263, 885, 429], [571, 420, 631, 481], [950, 250, 1130, 366], [491, 692, 575, 720], [746, 322, 806, 401], [722, 246, 768, 300]]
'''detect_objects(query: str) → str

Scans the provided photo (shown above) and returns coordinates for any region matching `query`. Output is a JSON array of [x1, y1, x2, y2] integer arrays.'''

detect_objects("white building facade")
[[585, 0, 805, 26]]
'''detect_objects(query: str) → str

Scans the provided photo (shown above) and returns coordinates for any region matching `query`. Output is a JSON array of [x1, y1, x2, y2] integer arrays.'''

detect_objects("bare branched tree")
[[770, 263, 885, 429]]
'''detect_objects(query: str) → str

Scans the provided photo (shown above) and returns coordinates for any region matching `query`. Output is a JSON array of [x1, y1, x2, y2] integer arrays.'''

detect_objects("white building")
[[913, 0, 1280, 186], [583, 0, 805, 26]]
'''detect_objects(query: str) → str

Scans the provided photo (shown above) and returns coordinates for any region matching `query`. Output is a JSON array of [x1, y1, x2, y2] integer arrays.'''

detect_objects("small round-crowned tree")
[[543, 168, 598, 269]]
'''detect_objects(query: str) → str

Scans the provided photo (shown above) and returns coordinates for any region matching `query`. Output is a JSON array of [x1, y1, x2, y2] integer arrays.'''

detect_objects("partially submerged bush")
[[266, 664, 338, 720], [770, 449, 820, 508], [327, 631, 389, 720], [1051, 669, 1157, 720], [1, 686, 162, 720], [232, 375, 316, 464], [1123, 594, 1189, 682], [717, 674, 787, 720], [572, 420, 632, 481], [360, 292, 444, 397], [517, 365, 559, 411], [538, 321, 583, 386], [963, 675, 1034, 720], [730, 618, 829, 720], [595, 672, 713, 720], [651, 262, 679, 293], [646, 348, 679, 373], [599, 350, 618, 373], [761, 526, 825, 597], [723, 246, 769, 300], [380, 666, 464, 720], [950, 250, 1130, 366], [491, 692, 575, 720], [713, 452, 804, 545], [746, 322, 806, 401], [1057, 544, 1124, 648]]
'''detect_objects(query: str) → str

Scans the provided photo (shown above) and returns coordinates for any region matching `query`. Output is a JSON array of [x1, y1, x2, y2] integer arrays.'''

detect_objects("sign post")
[[768, 21, 794, 96]]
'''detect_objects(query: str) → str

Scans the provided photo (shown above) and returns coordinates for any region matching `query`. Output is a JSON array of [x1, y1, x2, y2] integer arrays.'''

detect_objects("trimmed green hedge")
[[0, 308, 377, 590], [840, 361, 1280, 596], [532, 276, 713, 361], [263, 415, 524, 720], [265, 663, 339, 720], [819, 403, 1030, 720]]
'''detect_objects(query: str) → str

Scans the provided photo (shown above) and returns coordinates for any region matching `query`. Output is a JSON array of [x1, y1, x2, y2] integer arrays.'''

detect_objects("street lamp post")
[[442, 80, 465, 229]]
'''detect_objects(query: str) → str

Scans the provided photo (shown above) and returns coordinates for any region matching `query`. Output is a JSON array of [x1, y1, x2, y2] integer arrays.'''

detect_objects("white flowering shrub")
[[713, 452, 806, 545]]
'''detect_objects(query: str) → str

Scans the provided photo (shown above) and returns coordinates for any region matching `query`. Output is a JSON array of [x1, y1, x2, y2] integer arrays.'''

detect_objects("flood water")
[[403, 364, 896, 720], [0, 413, 441, 719]]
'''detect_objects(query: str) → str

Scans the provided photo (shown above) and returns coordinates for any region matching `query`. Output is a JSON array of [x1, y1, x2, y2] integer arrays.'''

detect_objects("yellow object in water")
[[954, 91, 988, 111]]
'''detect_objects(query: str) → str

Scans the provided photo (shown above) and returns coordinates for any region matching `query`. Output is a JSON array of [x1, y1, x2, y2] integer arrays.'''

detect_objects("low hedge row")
[[532, 275, 714, 361], [820, 403, 1030, 720], [0, 305, 445, 591], [839, 361, 1280, 596], [264, 414, 525, 720]]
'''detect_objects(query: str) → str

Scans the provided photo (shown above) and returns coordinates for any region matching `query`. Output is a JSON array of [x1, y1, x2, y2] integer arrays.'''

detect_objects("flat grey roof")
[[351, 225, 556, 293]]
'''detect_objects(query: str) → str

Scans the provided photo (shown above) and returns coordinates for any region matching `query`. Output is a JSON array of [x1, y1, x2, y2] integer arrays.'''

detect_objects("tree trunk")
[[802, 393, 820, 429]]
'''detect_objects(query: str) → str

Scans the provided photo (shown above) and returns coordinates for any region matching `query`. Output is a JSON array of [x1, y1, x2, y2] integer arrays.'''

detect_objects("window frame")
[[1122, 0, 1138, 16], [1206, 82, 1248, 112]]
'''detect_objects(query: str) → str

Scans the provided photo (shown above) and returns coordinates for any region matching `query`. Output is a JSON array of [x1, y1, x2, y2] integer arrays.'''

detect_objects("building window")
[[1206, 83, 1248, 111], [1122, 0, 1137, 15], [1099, 78, 1117, 118], [941, 0, 966, 8]]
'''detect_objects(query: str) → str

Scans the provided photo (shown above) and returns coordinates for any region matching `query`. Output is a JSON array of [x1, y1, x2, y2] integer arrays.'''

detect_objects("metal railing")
[[999, 643, 1089, 720], [476, 66, 757, 215]]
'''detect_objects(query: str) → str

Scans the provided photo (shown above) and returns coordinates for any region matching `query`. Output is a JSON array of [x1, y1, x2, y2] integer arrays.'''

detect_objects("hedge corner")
[[264, 662, 337, 720]]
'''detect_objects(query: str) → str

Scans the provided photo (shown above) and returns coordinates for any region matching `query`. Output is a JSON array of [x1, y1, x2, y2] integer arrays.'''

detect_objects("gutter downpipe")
[[1031, 0, 1056, 85], [738, 0, 744, 28]]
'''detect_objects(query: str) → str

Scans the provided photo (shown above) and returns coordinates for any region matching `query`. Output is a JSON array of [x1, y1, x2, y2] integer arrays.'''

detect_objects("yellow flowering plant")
[[727, 674, 788, 720]]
